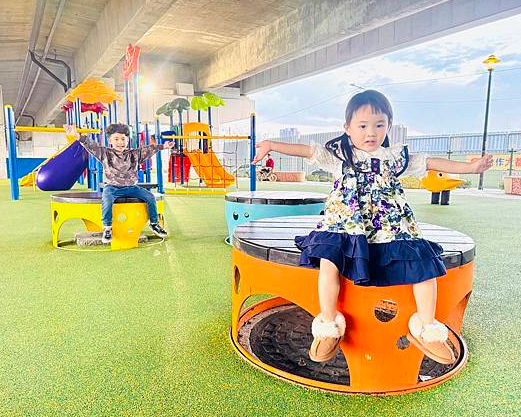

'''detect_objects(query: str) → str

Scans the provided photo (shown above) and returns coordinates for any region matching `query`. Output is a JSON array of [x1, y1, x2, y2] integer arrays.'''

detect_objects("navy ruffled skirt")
[[295, 231, 446, 287]]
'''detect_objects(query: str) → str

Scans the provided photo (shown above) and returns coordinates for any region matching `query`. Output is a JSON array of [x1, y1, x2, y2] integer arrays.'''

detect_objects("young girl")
[[252, 90, 492, 364]]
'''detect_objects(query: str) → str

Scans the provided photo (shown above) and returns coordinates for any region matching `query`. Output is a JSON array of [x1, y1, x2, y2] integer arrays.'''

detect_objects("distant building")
[[280, 128, 300, 138]]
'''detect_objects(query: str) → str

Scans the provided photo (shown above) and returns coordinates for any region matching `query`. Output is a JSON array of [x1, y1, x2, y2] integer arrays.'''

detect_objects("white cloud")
[[247, 13, 521, 136]]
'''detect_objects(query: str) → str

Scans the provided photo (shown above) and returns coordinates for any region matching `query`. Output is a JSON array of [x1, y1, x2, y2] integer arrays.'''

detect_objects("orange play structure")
[[182, 122, 235, 188], [230, 229, 474, 395]]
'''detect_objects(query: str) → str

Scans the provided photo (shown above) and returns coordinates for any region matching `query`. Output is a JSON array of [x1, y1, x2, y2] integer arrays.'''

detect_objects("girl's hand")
[[470, 154, 493, 173], [251, 140, 271, 165], [163, 141, 175, 149], [63, 124, 80, 140]]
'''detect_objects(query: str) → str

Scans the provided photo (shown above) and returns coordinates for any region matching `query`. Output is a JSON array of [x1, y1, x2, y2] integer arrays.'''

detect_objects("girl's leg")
[[409, 278, 455, 364], [412, 278, 437, 324], [309, 258, 345, 362], [318, 258, 341, 321]]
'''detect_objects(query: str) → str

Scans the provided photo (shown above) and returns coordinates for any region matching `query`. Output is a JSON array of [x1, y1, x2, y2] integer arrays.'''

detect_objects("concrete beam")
[[109, 57, 194, 92], [35, 0, 180, 125], [240, 0, 521, 94], [195, 0, 452, 90]]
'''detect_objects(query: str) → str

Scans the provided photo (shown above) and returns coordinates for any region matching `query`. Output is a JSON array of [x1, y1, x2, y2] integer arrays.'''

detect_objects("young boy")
[[65, 123, 174, 243]]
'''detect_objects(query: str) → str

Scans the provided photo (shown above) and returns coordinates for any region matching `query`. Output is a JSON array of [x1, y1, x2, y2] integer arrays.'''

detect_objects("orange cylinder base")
[[230, 249, 472, 395]]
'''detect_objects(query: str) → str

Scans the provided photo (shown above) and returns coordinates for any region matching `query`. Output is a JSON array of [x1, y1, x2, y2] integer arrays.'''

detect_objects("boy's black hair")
[[325, 90, 393, 172], [106, 123, 130, 137]]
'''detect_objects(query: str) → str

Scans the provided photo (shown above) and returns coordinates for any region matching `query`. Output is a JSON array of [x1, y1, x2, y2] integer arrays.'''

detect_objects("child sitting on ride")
[[258, 153, 275, 176], [65, 123, 174, 243], [252, 90, 492, 364]]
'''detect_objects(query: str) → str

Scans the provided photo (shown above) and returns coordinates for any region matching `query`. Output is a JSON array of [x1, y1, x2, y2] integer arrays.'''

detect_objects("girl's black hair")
[[106, 123, 130, 137], [325, 90, 393, 171]]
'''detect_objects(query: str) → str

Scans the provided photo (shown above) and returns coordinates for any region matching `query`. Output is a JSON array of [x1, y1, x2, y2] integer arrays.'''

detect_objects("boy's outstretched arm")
[[426, 155, 493, 174], [137, 141, 174, 164], [252, 140, 312, 165], [65, 124, 104, 161]]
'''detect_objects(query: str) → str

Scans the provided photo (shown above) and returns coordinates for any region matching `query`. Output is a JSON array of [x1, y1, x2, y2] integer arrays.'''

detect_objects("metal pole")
[[95, 114, 102, 190], [205, 107, 211, 153], [99, 113, 108, 187], [144, 122, 151, 182], [250, 112, 256, 191], [74, 98, 84, 186], [155, 118, 164, 194], [4, 106, 20, 200], [133, 72, 140, 150], [179, 111, 184, 186], [169, 113, 176, 185], [88, 113, 95, 189], [112, 99, 118, 123], [124, 79, 131, 127], [508, 148, 514, 176], [197, 109, 202, 150], [133, 72, 144, 182], [478, 68, 493, 190], [102, 113, 109, 146]]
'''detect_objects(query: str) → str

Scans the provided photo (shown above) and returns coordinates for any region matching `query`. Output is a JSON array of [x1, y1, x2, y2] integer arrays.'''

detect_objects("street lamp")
[[478, 54, 500, 190]]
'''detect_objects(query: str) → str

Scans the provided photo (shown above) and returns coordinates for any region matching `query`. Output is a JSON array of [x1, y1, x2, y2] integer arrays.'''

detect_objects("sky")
[[227, 13, 521, 139]]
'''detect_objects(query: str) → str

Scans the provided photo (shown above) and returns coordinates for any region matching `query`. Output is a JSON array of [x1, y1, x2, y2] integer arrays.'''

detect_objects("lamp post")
[[478, 54, 500, 190]]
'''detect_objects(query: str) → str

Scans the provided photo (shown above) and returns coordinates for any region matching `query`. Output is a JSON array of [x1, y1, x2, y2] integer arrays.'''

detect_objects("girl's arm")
[[426, 155, 493, 174], [252, 140, 312, 164]]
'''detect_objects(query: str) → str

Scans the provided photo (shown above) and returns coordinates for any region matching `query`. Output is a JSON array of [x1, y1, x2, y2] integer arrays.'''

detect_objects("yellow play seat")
[[51, 192, 165, 250]]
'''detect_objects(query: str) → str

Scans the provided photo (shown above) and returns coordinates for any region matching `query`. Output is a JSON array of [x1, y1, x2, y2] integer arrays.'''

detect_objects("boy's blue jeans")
[[102, 185, 158, 227]]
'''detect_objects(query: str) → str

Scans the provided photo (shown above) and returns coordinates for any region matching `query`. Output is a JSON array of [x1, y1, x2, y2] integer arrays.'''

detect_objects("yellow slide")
[[185, 149, 235, 188]]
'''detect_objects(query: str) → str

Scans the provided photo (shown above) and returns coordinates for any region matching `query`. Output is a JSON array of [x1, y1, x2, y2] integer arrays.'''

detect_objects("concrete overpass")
[[1, 0, 521, 126]]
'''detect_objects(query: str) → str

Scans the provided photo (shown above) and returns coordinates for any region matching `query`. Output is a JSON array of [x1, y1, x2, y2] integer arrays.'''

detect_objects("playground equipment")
[[224, 191, 327, 244], [421, 170, 465, 205], [160, 116, 256, 194], [19, 130, 87, 188], [181, 122, 235, 188], [5, 44, 259, 201], [3, 76, 123, 199], [157, 94, 230, 192], [3, 103, 104, 199], [230, 215, 474, 395], [51, 192, 165, 250]]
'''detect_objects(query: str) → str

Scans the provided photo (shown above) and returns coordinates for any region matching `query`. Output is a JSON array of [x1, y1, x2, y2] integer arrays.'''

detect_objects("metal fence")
[[222, 129, 521, 188], [406, 131, 521, 188]]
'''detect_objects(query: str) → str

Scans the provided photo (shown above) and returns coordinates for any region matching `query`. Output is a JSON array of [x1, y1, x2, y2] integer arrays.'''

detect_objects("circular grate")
[[240, 305, 349, 385], [238, 304, 459, 386]]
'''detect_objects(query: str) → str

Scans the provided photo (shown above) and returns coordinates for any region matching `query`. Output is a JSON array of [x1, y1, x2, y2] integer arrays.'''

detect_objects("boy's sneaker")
[[150, 222, 168, 238], [101, 227, 112, 244]]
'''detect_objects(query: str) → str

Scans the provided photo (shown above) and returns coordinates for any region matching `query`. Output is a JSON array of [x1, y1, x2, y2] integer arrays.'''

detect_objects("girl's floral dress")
[[295, 135, 446, 286]]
